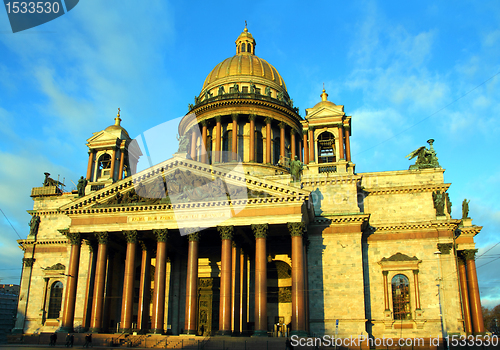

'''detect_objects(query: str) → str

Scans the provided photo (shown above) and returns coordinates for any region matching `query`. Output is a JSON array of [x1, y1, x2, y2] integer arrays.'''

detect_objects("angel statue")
[[405, 139, 440, 170]]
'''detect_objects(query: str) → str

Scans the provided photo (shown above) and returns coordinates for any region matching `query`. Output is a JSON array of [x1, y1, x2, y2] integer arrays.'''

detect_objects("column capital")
[[249, 114, 257, 121], [460, 249, 478, 261], [139, 240, 151, 251], [215, 115, 222, 123], [278, 121, 286, 129], [265, 117, 272, 125], [23, 257, 35, 267], [231, 113, 238, 121], [188, 232, 200, 242], [123, 230, 138, 244], [302, 129, 308, 135], [153, 229, 169, 242], [382, 270, 388, 276], [95, 231, 109, 244], [437, 243, 453, 254], [412, 269, 419, 275], [88, 149, 95, 155], [185, 227, 201, 238], [85, 240, 95, 253], [200, 119, 207, 127], [218, 225, 234, 240], [66, 232, 81, 246], [287, 222, 305, 237], [252, 224, 268, 239], [308, 126, 314, 131]]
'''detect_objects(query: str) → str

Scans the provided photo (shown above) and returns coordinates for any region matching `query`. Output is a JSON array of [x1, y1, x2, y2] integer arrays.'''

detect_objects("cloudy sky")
[[1, 1, 499, 308]]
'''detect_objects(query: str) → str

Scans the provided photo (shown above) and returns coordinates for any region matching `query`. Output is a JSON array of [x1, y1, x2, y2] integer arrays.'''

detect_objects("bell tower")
[[85, 109, 141, 191], [301, 88, 354, 174]]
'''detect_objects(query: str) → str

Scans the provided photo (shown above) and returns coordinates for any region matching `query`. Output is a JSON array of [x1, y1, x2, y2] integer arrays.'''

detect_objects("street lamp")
[[434, 250, 448, 349]]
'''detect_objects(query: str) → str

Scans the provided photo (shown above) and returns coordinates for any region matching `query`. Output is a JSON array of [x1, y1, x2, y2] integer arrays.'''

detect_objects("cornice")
[[302, 175, 362, 187], [368, 219, 460, 232], [363, 183, 451, 196], [193, 97, 301, 122], [312, 214, 370, 225], [66, 195, 308, 216]]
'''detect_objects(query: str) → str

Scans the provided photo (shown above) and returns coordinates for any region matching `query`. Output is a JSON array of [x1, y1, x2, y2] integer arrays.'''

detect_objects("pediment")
[[306, 105, 345, 120], [61, 156, 310, 212]]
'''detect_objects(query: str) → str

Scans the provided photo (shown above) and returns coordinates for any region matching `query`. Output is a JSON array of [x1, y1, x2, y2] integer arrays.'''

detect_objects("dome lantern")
[[236, 22, 256, 55]]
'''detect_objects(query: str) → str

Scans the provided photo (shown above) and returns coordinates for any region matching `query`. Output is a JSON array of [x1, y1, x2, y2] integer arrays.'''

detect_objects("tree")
[[483, 304, 500, 334]]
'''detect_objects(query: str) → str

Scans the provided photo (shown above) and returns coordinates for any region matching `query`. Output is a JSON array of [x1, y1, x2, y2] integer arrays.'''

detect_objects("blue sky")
[[0, 1, 499, 308]]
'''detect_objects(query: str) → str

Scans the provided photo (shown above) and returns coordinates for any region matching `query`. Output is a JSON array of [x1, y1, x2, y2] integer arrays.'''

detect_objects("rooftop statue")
[[462, 199, 470, 219], [290, 156, 305, 182], [77, 176, 87, 197], [43, 172, 64, 187], [405, 139, 441, 170]]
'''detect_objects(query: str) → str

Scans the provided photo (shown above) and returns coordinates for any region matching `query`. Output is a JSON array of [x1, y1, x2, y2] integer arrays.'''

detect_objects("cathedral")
[[14, 27, 485, 342]]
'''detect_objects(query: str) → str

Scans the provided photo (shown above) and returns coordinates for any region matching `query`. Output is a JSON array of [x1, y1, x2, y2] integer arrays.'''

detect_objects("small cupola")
[[235, 22, 256, 55]]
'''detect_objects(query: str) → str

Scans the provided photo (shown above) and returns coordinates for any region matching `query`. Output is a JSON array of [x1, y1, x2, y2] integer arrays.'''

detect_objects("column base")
[[150, 328, 164, 335], [57, 326, 73, 333], [217, 330, 232, 336], [119, 328, 132, 333], [88, 327, 101, 333], [290, 330, 308, 337], [252, 330, 268, 337], [184, 330, 198, 335]]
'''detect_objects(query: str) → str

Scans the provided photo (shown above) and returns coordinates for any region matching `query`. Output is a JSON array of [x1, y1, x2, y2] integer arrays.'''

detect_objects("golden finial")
[[244, 20, 248, 32], [115, 108, 121, 126], [321, 86, 328, 102]]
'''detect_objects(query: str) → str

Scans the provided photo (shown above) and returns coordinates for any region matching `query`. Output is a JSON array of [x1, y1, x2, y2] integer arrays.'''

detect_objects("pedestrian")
[[65, 333, 71, 347], [70, 333, 74, 347]]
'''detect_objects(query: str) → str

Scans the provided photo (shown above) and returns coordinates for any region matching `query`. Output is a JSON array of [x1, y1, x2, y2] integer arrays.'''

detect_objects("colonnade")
[[59, 223, 309, 336], [187, 114, 310, 165], [457, 249, 485, 334]]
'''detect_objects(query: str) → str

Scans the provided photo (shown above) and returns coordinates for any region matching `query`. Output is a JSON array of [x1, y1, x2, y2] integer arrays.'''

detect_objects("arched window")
[[255, 131, 264, 163], [318, 132, 335, 164], [241, 44, 246, 53], [47, 281, 63, 319], [97, 153, 112, 178], [222, 130, 232, 162], [247, 43, 251, 53], [392, 274, 411, 320]]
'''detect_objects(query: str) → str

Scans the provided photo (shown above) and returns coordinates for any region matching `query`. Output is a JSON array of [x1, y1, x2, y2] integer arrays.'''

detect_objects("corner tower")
[[85, 110, 141, 191], [301, 88, 354, 174]]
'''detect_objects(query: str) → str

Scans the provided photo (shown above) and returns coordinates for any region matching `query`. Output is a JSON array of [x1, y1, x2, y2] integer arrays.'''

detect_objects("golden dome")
[[202, 54, 287, 92], [104, 110, 130, 139], [200, 27, 287, 95], [312, 88, 336, 109]]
